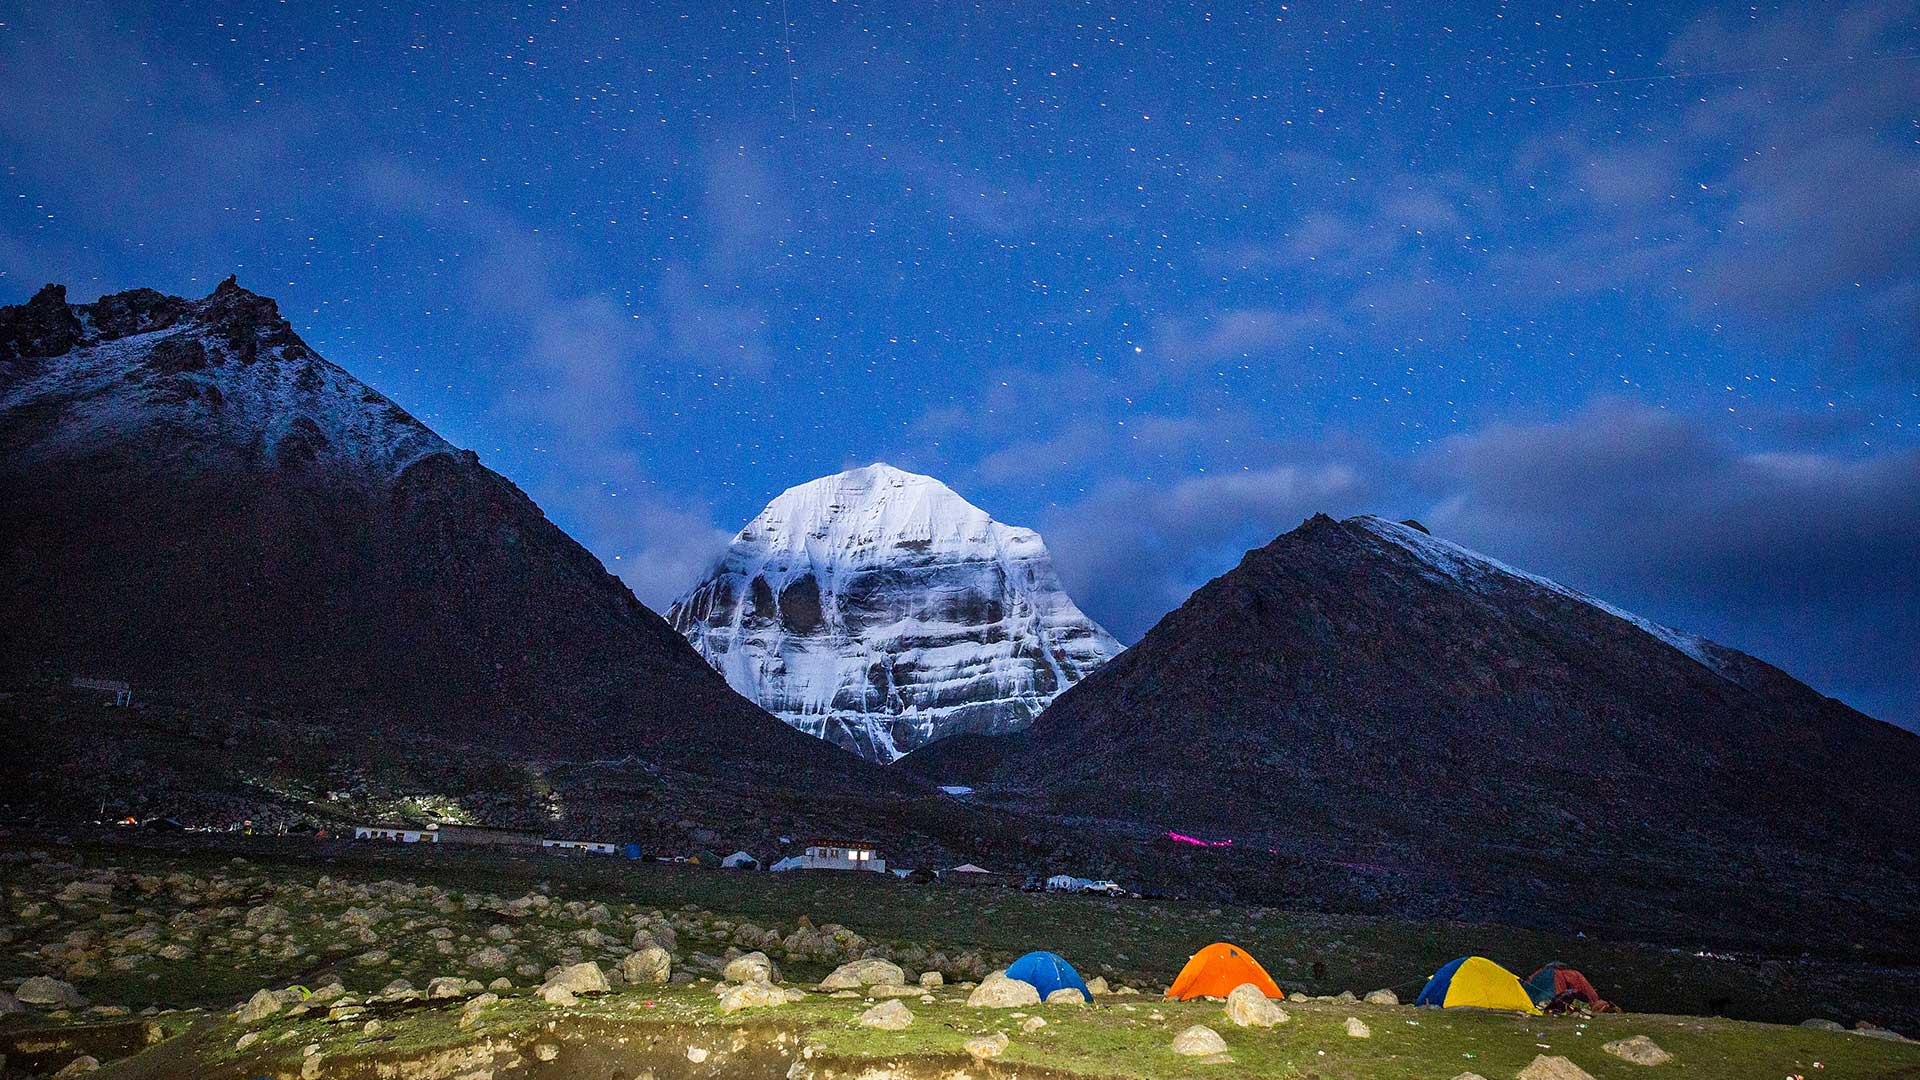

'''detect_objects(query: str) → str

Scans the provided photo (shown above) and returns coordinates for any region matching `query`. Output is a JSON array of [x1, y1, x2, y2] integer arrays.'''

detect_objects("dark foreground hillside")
[[0, 281, 900, 797], [907, 515, 1920, 959]]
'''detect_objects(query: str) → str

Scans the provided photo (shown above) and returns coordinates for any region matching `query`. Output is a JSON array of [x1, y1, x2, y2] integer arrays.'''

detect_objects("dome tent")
[[1415, 956, 1541, 1014], [1165, 942, 1284, 1001], [1004, 950, 1091, 1002], [1527, 961, 1615, 1011]]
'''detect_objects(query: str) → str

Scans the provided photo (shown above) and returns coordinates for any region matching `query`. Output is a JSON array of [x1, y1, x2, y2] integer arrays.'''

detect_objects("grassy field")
[[14, 979, 1920, 1080], [3, 831, 1918, 1078]]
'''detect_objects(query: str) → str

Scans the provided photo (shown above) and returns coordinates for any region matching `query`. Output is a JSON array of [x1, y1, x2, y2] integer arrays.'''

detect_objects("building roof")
[[806, 838, 881, 849]]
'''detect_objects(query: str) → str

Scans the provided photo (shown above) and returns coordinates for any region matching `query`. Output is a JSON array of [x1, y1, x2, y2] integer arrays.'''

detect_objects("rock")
[[459, 993, 498, 1028], [1517, 1056, 1597, 1080], [686, 1047, 709, 1063], [533, 1044, 560, 1062], [1086, 975, 1110, 996], [1171, 1024, 1229, 1056], [362, 1020, 381, 1036], [1855, 1021, 1915, 1042], [465, 946, 510, 970], [487, 977, 513, 991], [1603, 1035, 1674, 1065], [235, 1031, 262, 1051], [619, 946, 672, 986], [1225, 982, 1287, 1027], [1046, 987, 1087, 1004], [722, 951, 779, 985], [717, 982, 799, 1014], [236, 989, 282, 1024], [918, 970, 944, 989], [301, 1052, 325, 1079], [539, 985, 577, 1006], [964, 1031, 1010, 1060], [17, 976, 87, 1009], [1363, 988, 1399, 1005], [819, 958, 906, 990], [1802, 1018, 1846, 1032], [1344, 1017, 1370, 1038], [1451, 1074, 1490, 1080], [426, 977, 470, 999], [967, 971, 1042, 1008], [52, 1056, 100, 1078], [542, 962, 609, 996], [859, 999, 913, 1030]]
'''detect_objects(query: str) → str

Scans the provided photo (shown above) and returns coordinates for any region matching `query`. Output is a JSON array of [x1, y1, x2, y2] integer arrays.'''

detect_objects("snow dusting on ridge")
[[1350, 515, 1733, 680]]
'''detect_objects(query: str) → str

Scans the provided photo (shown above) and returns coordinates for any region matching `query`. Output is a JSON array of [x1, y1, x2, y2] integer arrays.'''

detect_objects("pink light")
[[1165, 830, 1233, 847]]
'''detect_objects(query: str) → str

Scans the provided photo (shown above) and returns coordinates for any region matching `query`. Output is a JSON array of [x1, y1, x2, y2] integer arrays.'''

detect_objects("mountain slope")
[[908, 513, 1920, 946], [668, 463, 1120, 761], [0, 280, 894, 790]]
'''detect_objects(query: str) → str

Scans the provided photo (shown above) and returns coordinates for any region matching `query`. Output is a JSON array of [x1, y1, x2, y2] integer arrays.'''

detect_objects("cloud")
[[355, 158, 732, 608], [1501, 0, 1920, 379]]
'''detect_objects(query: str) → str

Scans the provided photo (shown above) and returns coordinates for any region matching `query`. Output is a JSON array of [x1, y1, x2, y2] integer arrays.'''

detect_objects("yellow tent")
[[1413, 956, 1541, 1013]]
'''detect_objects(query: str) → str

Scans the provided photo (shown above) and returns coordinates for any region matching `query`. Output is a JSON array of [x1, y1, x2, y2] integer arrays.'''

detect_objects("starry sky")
[[3, 1, 1917, 727]]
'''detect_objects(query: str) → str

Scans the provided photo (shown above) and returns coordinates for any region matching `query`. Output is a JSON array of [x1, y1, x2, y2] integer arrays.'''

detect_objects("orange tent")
[[1165, 942, 1285, 1000]]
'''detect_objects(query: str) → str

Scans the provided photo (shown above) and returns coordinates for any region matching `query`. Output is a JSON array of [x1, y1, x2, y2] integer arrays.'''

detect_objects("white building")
[[355, 824, 437, 844], [768, 839, 886, 873], [542, 839, 616, 855]]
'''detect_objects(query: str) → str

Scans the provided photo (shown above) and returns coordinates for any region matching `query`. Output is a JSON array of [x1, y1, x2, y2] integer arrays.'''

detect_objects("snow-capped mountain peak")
[[669, 463, 1121, 761]]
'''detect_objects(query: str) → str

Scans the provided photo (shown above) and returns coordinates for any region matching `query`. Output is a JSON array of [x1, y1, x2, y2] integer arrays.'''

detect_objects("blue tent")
[[1005, 950, 1091, 1002]]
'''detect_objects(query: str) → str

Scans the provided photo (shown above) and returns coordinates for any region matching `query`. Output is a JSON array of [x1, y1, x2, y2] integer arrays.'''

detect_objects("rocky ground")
[[2, 837, 1917, 1078]]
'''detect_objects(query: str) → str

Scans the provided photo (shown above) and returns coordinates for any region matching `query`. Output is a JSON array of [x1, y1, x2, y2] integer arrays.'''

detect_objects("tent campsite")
[[1414, 956, 1542, 1014], [1165, 942, 1285, 1000], [1004, 951, 1092, 1002]]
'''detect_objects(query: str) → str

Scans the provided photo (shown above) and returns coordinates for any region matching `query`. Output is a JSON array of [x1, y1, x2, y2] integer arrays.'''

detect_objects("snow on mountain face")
[[1350, 515, 1737, 681], [667, 463, 1122, 761], [0, 280, 449, 476]]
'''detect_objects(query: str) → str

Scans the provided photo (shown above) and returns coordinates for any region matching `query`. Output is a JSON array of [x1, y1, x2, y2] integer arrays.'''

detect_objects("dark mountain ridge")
[[0, 280, 899, 792], [907, 513, 1920, 953]]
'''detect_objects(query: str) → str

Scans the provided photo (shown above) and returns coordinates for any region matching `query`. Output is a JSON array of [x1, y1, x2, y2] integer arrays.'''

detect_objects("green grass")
[[64, 983, 1920, 1080]]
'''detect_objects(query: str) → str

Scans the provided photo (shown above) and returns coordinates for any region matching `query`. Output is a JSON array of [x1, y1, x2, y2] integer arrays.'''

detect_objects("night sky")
[[2, 2, 1916, 727]]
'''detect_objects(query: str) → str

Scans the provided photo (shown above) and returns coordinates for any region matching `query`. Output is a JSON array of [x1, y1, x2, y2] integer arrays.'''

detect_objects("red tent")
[[1527, 962, 1615, 1012]]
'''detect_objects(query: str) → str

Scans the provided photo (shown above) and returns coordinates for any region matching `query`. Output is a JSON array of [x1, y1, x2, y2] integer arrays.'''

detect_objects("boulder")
[[1171, 1024, 1229, 1056], [52, 1056, 100, 1078], [1344, 1016, 1370, 1038], [620, 946, 672, 986], [465, 946, 510, 970], [721, 951, 779, 985], [542, 962, 609, 996], [918, 970, 944, 989], [236, 989, 282, 1024], [1225, 983, 1287, 1027], [819, 958, 906, 990], [426, 977, 469, 1000], [967, 971, 1042, 1008], [859, 999, 913, 1030], [1046, 987, 1087, 1005], [1021, 1015, 1047, 1032], [1363, 988, 1399, 1005], [1801, 1018, 1846, 1032], [964, 1031, 1010, 1060], [459, 993, 498, 1029], [538, 985, 577, 1006], [1086, 975, 1110, 996], [17, 977, 87, 1009], [716, 982, 800, 1014], [1603, 1035, 1674, 1065], [1517, 1056, 1597, 1080]]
